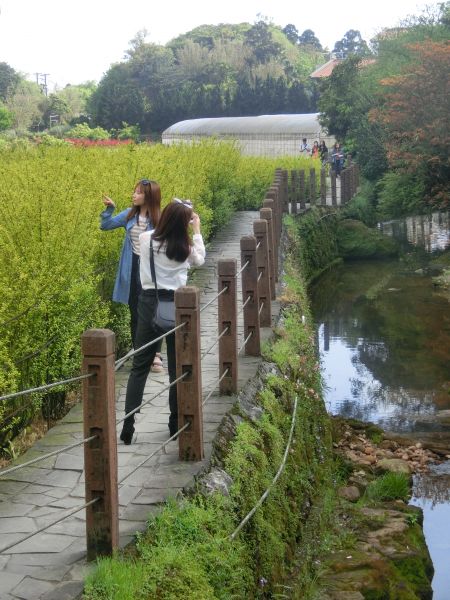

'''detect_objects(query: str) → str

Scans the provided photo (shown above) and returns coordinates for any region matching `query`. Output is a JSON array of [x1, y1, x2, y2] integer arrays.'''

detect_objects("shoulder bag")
[[149, 239, 176, 332]]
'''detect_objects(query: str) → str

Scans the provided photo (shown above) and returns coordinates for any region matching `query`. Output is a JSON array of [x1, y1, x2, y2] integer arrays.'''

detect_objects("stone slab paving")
[[0, 211, 281, 599]]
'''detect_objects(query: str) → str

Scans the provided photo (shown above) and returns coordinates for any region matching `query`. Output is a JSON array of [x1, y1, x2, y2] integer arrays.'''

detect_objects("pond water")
[[310, 212, 450, 599]]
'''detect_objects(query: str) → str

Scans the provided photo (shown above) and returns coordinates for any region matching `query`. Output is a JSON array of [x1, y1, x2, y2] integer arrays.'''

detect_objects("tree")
[[298, 29, 323, 51], [282, 24, 299, 44], [88, 63, 146, 130], [370, 41, 450, 205], [333, 29, 370, 57], [244, 21, 282, 64], [0, 104, 13, 131], [6, 81, 43, 132], [40, 93, 71, 126], [0, 62, 19, 102]]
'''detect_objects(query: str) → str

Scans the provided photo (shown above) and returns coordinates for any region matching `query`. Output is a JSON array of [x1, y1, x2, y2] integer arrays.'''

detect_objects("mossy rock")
[[337, 220, 399, 260]]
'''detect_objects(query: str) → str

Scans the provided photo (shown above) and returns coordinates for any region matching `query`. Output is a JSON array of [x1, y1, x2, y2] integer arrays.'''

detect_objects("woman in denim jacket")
[[100, 179, 164, 371]]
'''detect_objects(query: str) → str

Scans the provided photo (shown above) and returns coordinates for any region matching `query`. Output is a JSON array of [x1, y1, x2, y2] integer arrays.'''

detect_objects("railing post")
[[299, 170, 306, 210], [280, 169, 289, 213], [309, 168, 316, 206], [175, 286, 203, 461], [81, 328, 118, 561], [320, 168, 327, 205], [331, 170, 337, 206], [260, 207, 276, 299], [266, 187, 282, 239], [290, 170, 298, 214], [340, 169, 346, 205], [218, 259, 238, 394], [240, 236, 261, 356], [253, 219, 272, 327], [263, 198, 278, 282]]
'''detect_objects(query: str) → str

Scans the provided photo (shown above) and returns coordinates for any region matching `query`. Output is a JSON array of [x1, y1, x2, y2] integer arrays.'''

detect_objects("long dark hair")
[[126, 179, 161, 226], [152, 202, 193, 262]]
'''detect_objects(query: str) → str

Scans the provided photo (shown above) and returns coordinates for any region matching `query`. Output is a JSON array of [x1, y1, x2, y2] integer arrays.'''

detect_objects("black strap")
[[149, 238, 159, 301]]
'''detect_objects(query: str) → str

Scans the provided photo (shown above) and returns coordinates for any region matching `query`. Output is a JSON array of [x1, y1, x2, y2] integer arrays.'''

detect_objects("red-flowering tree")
[[370, 41, 450, 206]]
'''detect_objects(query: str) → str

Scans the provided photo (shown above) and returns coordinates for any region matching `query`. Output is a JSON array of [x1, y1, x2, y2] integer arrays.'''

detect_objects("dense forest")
[[0, 19, 371, 135]]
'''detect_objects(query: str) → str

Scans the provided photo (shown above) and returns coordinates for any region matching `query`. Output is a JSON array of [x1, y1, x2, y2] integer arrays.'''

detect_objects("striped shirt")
[[130, 217, 149, 255]]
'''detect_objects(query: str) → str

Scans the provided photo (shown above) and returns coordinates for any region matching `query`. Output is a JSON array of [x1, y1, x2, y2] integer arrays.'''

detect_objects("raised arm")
[[100, 196, 130, 230]]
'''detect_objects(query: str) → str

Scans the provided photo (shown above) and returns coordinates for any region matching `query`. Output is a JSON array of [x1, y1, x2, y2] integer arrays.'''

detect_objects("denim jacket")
[[100, 205, 153, 304]]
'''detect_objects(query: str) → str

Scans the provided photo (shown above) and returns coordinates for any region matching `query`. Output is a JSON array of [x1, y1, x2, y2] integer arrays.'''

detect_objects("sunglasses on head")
[[173, 198, 193, 208], [140, 179, 154, 186]]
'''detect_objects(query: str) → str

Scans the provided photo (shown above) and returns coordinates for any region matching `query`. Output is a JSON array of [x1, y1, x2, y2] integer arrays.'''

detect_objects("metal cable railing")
[[0, 372, 94, 403], [238, 331, 253, 355], [201, 326, 229, 360], [0, 434, 98, 478], [235, 260, 250, 278], [118, 422, 190, 486], [238, 295, 252, 316], [202, 369, 230, 406], [114, 322, 186, 372], [259, 302, 265, 316], [116, 372, 189, 426], [0, 497, 99, 554], [199, 285, 228, 314], [229, 395, 298, 540]]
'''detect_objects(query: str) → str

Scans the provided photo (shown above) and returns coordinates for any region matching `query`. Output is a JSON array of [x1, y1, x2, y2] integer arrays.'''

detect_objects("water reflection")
[[411, 464, 450, 600], [311, 212, 450, 599], [314, 259, 450, 432], [379, 212, 450, 252]]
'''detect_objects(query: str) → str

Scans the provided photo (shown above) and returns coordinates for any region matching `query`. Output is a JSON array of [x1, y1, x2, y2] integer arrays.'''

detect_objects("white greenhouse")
[[161, 114, 334, 157]]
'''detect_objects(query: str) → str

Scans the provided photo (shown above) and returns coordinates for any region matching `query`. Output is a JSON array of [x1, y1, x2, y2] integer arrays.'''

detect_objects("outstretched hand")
[[102, 195, 115, 208]]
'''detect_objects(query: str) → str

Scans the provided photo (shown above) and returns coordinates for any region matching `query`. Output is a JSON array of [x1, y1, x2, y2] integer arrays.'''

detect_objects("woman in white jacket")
[[120, 199, 205, 444]]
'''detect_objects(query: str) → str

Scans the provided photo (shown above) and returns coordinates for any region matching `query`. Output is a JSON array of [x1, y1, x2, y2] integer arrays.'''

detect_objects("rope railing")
[[0, 433, 98, 478], [0, 497, 99, 554], [257, 271, 263, 282], [229, 395, 298, 540], [0, 372, 94, 403], [259, 301, 265, 316]]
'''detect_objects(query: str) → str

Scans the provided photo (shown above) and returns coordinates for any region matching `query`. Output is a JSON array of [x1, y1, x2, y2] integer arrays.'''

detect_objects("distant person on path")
[[311, 140, 320, 159], [100, 179, 165, 373], [331, 142, 345, 176], [319, 141, 328, 164], [120, 199, 206, 445], [300, 137, 311, 156]]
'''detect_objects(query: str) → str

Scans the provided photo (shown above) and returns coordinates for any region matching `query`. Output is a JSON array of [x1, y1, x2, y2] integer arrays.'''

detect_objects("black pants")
[[129, 252, 162, 354], [123, 289, 177, 435]]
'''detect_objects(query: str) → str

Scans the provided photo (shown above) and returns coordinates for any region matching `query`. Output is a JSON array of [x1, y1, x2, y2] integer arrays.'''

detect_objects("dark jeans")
[[123, 289, 177, 435], [129, 252, 162, 355]]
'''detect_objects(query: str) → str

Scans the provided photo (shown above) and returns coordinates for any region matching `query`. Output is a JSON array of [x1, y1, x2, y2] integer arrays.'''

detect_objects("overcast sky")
[[0, 0, 434, 90]]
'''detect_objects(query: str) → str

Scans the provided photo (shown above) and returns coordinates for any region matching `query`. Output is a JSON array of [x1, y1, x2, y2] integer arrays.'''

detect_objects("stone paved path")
[[0, 211, 281, 600]]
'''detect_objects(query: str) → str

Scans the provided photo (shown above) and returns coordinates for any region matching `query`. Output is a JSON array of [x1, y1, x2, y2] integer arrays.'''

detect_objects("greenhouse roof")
[[163, 114, 322, 136]]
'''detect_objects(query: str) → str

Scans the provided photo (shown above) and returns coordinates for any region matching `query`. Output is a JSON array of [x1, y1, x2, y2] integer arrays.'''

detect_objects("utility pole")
[[35, 73, 50, 96]]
